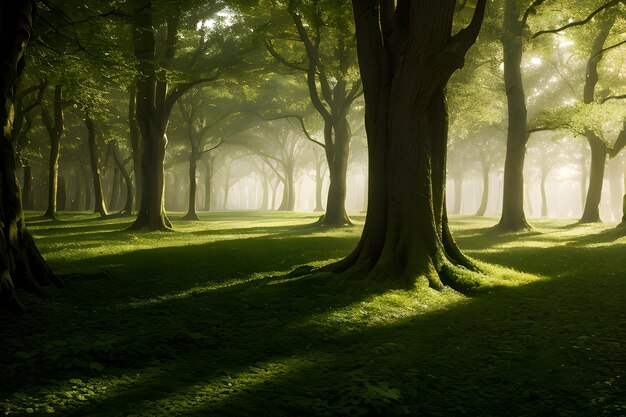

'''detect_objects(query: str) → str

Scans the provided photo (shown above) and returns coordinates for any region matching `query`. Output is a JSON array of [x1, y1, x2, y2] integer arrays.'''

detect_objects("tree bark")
[[85, 112, 108, 217], [315, 0, 487, 288], [41, 85, 64, 219], [497, 0, 530, 231], [578, 17, 614, 224], [0, 0, 62, 313]]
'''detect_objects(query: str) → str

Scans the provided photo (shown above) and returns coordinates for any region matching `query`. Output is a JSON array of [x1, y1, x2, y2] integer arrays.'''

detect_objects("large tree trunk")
[[129, 3, 172, 231], [41, 85, 64, 219], [0, 0, 62, 313], [85, 112, 108, 217], [184, 149, 200, 220], [316, 0, 486, 288], [497, 0, 530, 231]]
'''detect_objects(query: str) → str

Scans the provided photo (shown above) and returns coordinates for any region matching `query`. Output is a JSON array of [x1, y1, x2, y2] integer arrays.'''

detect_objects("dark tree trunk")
[[0, 0, 62, 313], [318, 0, 486, 288], [128, 2, 174, 231], [184, 149, 200, 220], [110, 142, 133, 214], [85, 112, 108, 217], [41, 85, 64, 219], [497, 0, 530, 231], [578, 17, 614, 224], [476, 158, 489, 216]]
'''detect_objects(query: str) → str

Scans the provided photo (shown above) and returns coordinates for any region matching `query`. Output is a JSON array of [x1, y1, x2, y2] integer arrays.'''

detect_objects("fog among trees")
[[1, 0, 625, 415]]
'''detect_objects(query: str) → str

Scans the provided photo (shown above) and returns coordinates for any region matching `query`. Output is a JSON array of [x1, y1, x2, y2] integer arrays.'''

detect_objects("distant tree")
[[262, 0, 362, 226], [0, 0, 62, 313]]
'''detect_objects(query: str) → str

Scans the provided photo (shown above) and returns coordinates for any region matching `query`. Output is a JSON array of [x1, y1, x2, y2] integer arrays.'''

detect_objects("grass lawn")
[[0, 213, 624, 416]]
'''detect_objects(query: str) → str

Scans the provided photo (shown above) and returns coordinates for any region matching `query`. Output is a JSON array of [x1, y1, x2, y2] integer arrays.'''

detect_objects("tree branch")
[[533, 0, 624, 38], [263, 38, 308, 72]]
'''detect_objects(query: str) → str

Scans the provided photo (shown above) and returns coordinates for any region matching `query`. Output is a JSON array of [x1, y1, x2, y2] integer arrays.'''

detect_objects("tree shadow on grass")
[[52, 254, 625, 417]]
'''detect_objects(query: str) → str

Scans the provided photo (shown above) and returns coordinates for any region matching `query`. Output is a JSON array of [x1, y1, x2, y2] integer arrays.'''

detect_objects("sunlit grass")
[[1, 212, 624, 416]]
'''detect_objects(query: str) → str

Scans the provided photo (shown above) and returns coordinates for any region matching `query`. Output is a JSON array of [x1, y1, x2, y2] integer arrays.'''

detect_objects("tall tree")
[[263, 0, 362, 226], [315, 0, 488, 287], [0, 0, 61, 313]]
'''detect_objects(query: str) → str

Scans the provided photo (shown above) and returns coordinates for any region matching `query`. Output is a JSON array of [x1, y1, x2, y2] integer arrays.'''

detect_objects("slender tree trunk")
[[314, 158, 324, 212], [41, 85, 64, 219], [608, 158, 623, 221], [129, 84, 142, 212], [320, 117, 351, 225], [0, 0, 62, 313], [184, 149, 200, 220], [223, 164, 231, 211], [110, 142, 133, 214], [318, 0, 486, 288], [204, 157, 213, 211], [85, 112, 108, 217], [497, 0, 530, 231], [260, 175, 269, 210], [286, 163, 295, 211], [476, 160, 489, 216]]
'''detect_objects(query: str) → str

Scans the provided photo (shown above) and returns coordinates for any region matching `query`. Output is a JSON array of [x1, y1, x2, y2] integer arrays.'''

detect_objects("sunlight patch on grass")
[[125, 357, 307, 416], [0, 373, 144, 416]]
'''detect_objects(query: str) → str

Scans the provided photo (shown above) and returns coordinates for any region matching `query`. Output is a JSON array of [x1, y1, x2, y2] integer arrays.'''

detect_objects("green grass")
[[1, 213, 624, 416]]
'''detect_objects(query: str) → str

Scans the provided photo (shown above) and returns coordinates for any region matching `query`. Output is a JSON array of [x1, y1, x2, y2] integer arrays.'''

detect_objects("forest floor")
[[1, 213, 624, 417]]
